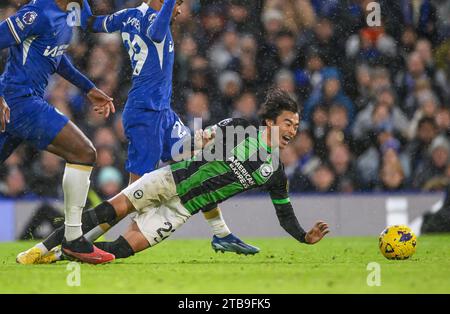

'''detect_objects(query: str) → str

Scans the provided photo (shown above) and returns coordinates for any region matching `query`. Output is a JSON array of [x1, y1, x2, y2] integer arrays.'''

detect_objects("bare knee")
[[124, 223, 150, 253], [109, 193, 136, 218]]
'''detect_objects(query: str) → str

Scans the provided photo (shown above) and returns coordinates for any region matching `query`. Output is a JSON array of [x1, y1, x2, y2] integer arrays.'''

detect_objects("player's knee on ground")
[[95, 236, 135, 259]]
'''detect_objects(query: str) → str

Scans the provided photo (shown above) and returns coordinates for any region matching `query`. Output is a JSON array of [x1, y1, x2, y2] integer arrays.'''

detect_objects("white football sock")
[[205, 209, 231, 238], [63, 163, 93, 241], [85, 224, 111, 242]]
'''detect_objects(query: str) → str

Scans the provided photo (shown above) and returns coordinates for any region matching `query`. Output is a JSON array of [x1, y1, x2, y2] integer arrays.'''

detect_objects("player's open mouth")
[[282, 135, 291, 145]]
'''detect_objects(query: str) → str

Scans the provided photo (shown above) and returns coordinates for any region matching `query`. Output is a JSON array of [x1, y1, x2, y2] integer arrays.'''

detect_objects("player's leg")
[[84, 108, 166, 242], [94, 223, 147, 259], [46, 120, 95, 241], [96, 195, 192, 259], [11, 98, 112, 264], [68, 167, 181, 260], [19, 165, 178, 263], [0, 133, 23, 163], [45, 121, 115, 263]]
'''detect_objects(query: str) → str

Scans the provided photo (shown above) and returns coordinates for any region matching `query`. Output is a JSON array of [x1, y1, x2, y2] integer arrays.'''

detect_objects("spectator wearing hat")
[[96, 166, 124, 199]]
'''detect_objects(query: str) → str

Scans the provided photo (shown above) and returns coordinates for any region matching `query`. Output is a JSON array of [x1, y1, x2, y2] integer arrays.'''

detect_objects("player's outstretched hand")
[[87, 88, 115, 118], [0, 97, 11, 132], [305, 221, 330, 244]]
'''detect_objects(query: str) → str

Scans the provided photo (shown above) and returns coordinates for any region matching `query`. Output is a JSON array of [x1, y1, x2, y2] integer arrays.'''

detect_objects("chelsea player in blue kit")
[[0, 0, 115, 264]]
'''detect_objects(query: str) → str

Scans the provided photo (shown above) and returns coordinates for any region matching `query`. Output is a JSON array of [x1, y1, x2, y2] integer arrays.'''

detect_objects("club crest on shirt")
[[259, 163, 273, 179], [22, 11, 37, 25]]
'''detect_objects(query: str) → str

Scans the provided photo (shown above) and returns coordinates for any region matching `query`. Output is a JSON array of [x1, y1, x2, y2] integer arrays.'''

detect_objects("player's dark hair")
[[259, 88, 299, 126]]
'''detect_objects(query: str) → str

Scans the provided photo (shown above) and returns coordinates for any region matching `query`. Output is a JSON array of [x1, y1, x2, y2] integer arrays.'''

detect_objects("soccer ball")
[[379, 225, 417, 260]]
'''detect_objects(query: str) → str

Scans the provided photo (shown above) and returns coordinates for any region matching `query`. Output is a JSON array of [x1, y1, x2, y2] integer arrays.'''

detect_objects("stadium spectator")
[[96, 166, 124, 199], [328, 144, 360, 193], [413, 135, 450, 189], [231, 92, 259, 126], [309, 163, 338, 193], [303, 70, 355, 125], [406, 116, 440, 172], [28, 152, 64, 198], [377, 149, 408, 191], [291, 130, 321, 177], [0, 167, 34, 199]]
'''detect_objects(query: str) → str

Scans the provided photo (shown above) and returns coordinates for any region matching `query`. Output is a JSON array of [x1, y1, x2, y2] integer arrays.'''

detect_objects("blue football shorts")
[[0, 95, 69, 162], [122, 107, 190, 176]]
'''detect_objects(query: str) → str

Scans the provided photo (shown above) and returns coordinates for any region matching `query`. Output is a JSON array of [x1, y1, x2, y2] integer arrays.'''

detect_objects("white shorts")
[[133, 198, 191, 246], [122, 166, 178, 212], [122, 166, 191, 246]]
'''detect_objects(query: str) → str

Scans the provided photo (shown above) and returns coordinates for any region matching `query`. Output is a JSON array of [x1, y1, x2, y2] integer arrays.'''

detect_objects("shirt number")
[[122, 32, 148, 76]]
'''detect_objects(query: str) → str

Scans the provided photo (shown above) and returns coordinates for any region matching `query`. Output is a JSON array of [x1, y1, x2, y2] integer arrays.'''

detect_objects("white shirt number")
[[122, 32, 148, 76]]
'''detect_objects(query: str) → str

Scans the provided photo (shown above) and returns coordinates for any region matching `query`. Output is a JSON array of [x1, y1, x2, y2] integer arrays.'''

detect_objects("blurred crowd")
[[1, 0, 450, 199]]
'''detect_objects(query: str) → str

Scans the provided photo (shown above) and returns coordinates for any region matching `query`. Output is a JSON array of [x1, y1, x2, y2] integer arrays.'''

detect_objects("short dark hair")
[[418, 116, 437, 130], [259, 88, 299, 126]]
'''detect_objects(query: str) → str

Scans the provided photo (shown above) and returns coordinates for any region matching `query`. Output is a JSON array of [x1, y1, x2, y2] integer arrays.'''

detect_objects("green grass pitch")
[[1, 235, 449, 293]]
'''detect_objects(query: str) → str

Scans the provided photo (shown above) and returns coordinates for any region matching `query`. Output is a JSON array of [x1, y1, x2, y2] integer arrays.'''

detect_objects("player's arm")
[[0, 8, 42, 129], [0, 20, 20, 50], [56, 55, 115, 117], [0, 6, 43, 50], [269, 174, 329, 244], [145, 0, 177, 42], [56, 55, 95, 94], [0, 21, 12, 130], [86, 9, 129, 33], [0, 92, 10, 132], [200, 118, 251, 148]]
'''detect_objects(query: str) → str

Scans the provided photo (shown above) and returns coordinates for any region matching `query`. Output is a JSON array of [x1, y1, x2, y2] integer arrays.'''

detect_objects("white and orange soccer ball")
[[379, 225, 417, 260]]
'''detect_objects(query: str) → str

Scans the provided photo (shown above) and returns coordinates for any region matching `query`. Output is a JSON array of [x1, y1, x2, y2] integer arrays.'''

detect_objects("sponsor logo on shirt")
[[22, 11, 37, 25], [124, 17, 141, 32], [43, 44, 69, 57], [228, 156, 255, 189]]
